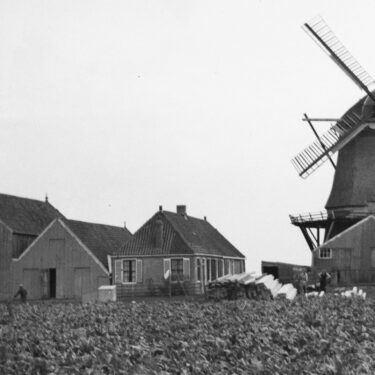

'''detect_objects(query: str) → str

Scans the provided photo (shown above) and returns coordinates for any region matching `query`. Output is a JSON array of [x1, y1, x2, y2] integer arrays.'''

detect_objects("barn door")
[[74, 268, 90, 301], [23, 269, 42, 300]]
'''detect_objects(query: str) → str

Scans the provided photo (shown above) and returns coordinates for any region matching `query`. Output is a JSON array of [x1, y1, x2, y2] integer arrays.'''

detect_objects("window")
[[196, 258, 202, 281], [123, 260, 136, 282], [228, 260, 234, 275], [114, 259, 142, 284], [224, 259, 230, 275], [218, 259, 224, 277], [211, 259, 217, 281], [171, 259, 183, 281], [206, 259, 211, 282], [319, 248, 332, 259]]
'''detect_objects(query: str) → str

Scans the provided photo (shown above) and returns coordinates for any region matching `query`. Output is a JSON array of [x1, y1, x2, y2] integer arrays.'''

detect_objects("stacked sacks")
[[306, 286, 367, 299], [275, 283, 298, 300], [268, 278, 283, 297], [207, 272, 299, 301], [255, 274, 275, 299], [340, 286, 366, 299], [207, 272, 257, 300]]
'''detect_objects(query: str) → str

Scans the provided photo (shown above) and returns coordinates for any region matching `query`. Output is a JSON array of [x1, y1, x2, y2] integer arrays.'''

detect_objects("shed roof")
[[315, 215, 375, 251], [117, 209, 245, 258], [0, 193, 64, 235], [65, 219, 132, 269]]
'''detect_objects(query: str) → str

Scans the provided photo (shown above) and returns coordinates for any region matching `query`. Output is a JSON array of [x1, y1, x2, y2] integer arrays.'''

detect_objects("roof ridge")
[[316, 215, 375, 250], [0, 192, 46, 203], [163, 210, 207, 222], [66, 218, 126, 229]]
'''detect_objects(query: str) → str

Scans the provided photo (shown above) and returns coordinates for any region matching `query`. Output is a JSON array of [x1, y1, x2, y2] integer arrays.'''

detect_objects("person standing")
[[14, 284, 28, 302], [297, 268, 309, 295], [319, 271, 331, 293]]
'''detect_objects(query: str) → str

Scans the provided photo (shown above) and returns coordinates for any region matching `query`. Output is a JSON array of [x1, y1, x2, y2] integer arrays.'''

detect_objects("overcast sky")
[[1, 0, 375, 271]]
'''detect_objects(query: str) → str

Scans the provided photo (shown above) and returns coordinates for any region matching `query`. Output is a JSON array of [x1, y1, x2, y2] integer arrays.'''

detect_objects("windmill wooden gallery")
[[290, 17, 375, 285]]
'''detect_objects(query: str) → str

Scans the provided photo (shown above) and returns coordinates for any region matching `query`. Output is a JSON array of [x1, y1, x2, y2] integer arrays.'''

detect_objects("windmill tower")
[[290, 16, 375, 251]]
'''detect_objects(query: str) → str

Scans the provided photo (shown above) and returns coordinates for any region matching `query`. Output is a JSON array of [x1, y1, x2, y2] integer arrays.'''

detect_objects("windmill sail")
[[292, 110, 367, 178], [304, 16, 375, 99]]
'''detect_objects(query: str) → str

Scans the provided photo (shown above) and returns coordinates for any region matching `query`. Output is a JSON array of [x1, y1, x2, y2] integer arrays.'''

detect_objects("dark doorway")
[[49, 269, 56, 298], [262, 266, 279, 279]]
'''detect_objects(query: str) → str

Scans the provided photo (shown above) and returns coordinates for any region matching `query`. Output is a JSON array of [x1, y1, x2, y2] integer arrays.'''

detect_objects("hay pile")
[[206, 273, 298, 301]]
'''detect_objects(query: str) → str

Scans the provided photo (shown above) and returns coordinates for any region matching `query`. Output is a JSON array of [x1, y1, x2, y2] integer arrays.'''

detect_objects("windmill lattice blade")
[[292, 110, 367, 178], [304, 16, 375, 96]]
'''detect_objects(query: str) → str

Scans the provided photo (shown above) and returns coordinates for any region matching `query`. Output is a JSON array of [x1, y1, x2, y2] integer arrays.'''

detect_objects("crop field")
[[0, 297, 374, 374]]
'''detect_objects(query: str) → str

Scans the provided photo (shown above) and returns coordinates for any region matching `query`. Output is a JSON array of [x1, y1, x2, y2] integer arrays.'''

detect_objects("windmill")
[[290, 16, 375, 251]]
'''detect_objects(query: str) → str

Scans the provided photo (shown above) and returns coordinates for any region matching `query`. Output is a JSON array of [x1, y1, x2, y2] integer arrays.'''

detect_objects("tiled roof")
[[164, 211, 245, 258], [0, 193, 64, 235], [65, 219, 132, 269], [117, 210, 245, 258], [115, 213, 193, 256]]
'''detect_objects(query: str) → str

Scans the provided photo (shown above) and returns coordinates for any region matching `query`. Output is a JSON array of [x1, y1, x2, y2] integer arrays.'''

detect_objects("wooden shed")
[[261, 261, 310, 284], [313, 215, 375, 285], [12, 218, 132, 301], [112, 205, 246, 298]]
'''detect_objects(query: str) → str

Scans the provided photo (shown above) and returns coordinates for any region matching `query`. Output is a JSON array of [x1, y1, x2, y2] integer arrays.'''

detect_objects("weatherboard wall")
[[313, 217, 375, 284], [11, 220, 109, 301]]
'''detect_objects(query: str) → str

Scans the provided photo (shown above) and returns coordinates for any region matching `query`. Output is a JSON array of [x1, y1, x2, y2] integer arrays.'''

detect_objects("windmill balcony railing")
[[289, 211, 328, 224]]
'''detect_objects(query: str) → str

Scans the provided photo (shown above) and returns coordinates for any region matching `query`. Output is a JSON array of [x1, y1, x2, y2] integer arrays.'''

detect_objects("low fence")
[[116, 279, 202, 300], [311, 269, 375, 287]]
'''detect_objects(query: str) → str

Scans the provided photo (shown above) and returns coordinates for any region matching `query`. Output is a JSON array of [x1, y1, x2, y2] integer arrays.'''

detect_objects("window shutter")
[[136, 259, 143, 283], [114, 260, 123, 283], [183, 258, 190, 280], [163, 258, 171, 279]]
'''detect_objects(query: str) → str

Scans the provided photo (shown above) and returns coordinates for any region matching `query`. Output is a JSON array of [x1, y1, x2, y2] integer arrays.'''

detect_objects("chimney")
[[45, 193, 48, 203], [204, 216, 207, 221], [155, 216, 163, 248], [159, 205, 163, 212], [176, 205, 187, 216], [124, 221, 127, 229]]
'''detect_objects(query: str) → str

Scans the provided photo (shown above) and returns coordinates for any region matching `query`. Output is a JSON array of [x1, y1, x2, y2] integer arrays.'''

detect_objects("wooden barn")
[[0, 193, 63, 300], [112, 205, 246, 298], [12, 218, 132, 302], [0, 192, 132, 301], [313, 215, 375, 285]]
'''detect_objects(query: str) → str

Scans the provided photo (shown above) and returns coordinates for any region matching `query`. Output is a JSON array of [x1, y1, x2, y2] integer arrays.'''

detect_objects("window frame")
[[122, 259, 137, 284], [196, 258, 202, 282], [171, 258, 184, 282], [319, 248, 332, 259]]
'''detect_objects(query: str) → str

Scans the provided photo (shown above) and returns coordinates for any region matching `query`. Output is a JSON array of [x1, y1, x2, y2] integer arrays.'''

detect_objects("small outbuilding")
[[261, 261, 310, 284], [112, 205, 246, 298]]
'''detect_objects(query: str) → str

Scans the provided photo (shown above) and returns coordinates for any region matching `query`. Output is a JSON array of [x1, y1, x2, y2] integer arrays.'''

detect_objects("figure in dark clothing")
[[319, 271, 331, 293], [298, 269, 309, 294], [14, 284, 27, 302]]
